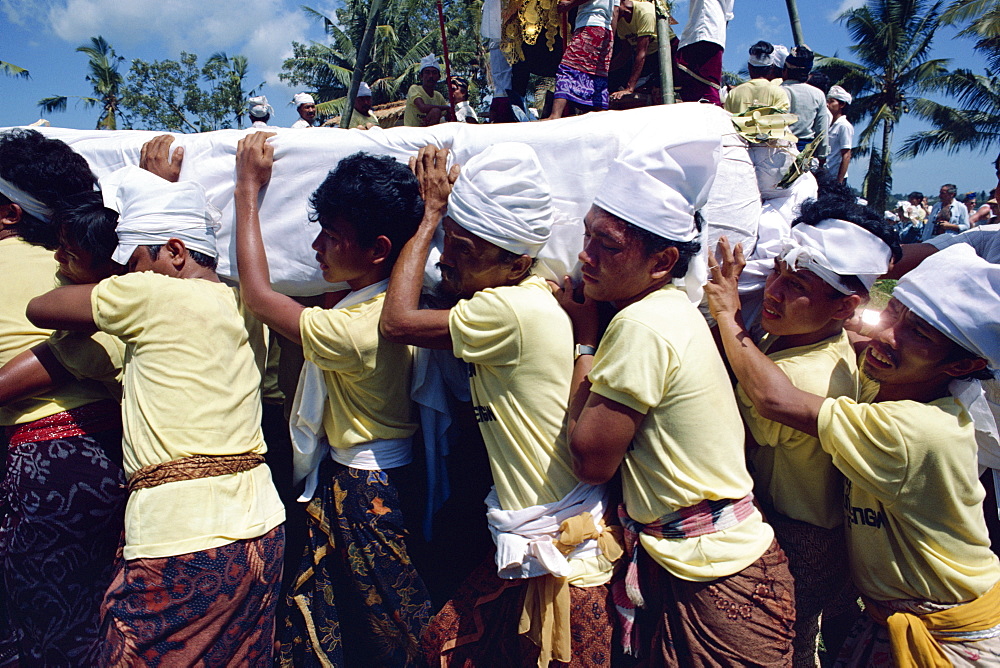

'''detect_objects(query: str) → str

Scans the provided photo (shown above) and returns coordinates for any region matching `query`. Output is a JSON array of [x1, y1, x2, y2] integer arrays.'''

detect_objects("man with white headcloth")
[[344, 82, 380, 129], [553, 124, 795, 664], [25, 166, 286, 665], [291, 92, 317, 128], [724, 40, 790, 115], [248, 95, 275, 128], [404, 55, 451, 126], [724, 196, 900, 666], [381, 144, 620, 665], [825, 85, 854, 184], [708, 243, 1000, 666]]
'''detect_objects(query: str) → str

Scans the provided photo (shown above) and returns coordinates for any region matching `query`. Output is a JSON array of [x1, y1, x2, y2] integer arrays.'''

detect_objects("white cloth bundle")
[[486, 482, 610, 579], [17, 103, 757, 296]]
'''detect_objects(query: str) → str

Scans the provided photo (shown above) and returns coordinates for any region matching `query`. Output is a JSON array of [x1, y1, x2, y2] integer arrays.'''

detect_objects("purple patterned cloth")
[[555, 64, 610, 110]]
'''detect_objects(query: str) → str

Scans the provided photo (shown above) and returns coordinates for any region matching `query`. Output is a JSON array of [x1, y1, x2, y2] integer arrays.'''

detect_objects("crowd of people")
[[1, 90, 999, 668]]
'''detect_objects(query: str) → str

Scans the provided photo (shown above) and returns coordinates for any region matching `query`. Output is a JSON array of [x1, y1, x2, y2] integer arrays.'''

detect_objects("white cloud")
[[39, 0, 312, 80], [828, 0, 865, 22], [754, 15, 782, 41]]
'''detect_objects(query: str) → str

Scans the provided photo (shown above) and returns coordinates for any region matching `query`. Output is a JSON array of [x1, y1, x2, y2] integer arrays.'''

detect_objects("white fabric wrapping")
[[951, 379, 1000, 519], [772, 44, 789, 68], [486, 482, 610, 579], [893, 244, 1000, 369], [827, 85, 852, 105], [288, 279, 413, 502], [419, 54, 441, 72], [99, 166, 221, 263], [356, 82, 372, 98], [293, 93, 315, 106], [593, 113, 723, 303], [248, 95, 273, 119], [0, 175, 54, 222], [14, 103, 753, 296], [447, 142, 553, 258], [778, 218, 892, 294]]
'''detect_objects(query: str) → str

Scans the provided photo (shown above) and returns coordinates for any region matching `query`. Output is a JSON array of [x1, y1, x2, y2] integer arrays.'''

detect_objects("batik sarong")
[[421, 556, 615, 667], [633, 538, 796, 667], [100, 524, 284, 667], [278, 460, 432, 667], [767, 511, 860, 667], [555, 26, 613, 110], [0, 400, 125, 666]]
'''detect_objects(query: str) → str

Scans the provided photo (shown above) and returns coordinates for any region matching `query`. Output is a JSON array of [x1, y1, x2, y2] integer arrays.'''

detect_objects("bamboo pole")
[[341, 0, 385, 128], [785, 0, 805, 46], [654, 0, 675, 104], [437, 0, 457, 120]]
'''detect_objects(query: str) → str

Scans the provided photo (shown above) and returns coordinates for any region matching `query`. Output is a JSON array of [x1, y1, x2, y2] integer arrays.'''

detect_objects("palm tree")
[[897, 1, 1000, 157], [1, 61, 29, 79], [204, 52, 263, 129], [38, 36, 125, 130], [816, 0, 958, 212]]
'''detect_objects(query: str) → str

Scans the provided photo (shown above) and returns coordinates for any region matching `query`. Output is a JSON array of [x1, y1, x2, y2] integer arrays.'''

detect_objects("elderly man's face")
[[939, 187, 955, 205], [354, 95, 373, 115], [437, 217, 519, 299], [299, 103, 316, 122]]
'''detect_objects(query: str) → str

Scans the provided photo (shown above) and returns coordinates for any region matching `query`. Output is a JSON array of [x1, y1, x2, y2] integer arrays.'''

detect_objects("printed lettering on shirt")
[[474, 404, 496, 423], [843, 479, 889, 529]]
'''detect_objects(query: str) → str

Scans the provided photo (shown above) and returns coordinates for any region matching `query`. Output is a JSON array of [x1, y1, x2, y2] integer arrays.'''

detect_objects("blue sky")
[[1, 0, 994, 198]]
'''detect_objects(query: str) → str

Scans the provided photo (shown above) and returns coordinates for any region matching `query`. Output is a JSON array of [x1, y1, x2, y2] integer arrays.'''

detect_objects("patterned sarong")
[[633, 538, 796, 666], [0, 401, 125, 666], [561, 26, 614, 77], [421, 556, 614, 667], [278, 459, 432, 667], [554, 65, 610, 110], [100, 524, 284, 666]]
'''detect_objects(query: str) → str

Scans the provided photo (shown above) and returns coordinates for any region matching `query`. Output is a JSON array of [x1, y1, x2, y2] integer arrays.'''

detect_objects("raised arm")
[[705, 237, 824, 437], [379, 145, 457, 350], [26, 285, 97, 332], [233, 131, 305, 344], [0, 344, 71, 405]]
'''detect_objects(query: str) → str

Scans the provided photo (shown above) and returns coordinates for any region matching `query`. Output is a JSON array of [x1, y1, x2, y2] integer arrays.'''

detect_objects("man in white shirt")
[[921, 183, 971, 240], [291, 93, 316, 128], [826, 85, 854, 183]]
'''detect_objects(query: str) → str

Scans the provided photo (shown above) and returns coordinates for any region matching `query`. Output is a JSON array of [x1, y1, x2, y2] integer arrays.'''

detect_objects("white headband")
[[99, 166, 221, 264], [779, 218, 892, 294], [0, 175, 54, 222]]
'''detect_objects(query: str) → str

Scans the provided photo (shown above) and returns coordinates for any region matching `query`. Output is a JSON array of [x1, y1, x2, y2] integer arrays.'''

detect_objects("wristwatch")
[[574, 344, 597, 359]]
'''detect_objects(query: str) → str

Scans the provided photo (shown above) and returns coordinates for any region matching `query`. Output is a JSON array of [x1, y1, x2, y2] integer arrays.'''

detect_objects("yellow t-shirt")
[[450, 275, 611, 587], [818, 396, 1000, 603], [724, 79, 791, 115], [299, 291, 417, 448], [91, 271, 285, 560], [589, 285, 774, 581], [740, 331, 858, 529], [0, 237, 111, 425], [404, 84, 448, 127], [348, 109, 381, 129], [48, 329, 126, 401], [615, 0, 658, 57]]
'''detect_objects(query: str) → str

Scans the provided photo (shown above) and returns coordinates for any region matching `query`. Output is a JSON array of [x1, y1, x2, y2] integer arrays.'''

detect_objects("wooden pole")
[[654, 0, 675, 104], [341, 0, 385, 128], [437, 0, 457, 120], [785, 0, 805, 46]]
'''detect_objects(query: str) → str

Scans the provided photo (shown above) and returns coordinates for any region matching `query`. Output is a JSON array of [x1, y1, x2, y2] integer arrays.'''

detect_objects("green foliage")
[[1, 61, 29, 79], [815, 0, 957, 212], [280, 1, 485, 119], [121, 52, 263, 132]]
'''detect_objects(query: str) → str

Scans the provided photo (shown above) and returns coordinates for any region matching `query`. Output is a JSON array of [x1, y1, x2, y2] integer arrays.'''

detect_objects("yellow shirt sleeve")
[[589, 316, 673, 415], [450, 288, 521, 367], [300, 306, 366, 375], [92, 272, 152, 340], [48, 330, 125, 397]]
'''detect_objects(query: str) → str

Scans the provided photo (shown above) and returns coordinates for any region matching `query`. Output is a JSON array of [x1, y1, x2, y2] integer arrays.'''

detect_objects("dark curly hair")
[[309, 152, 424, 264], [791, 193, 902, 297], [0, 129, 97, 249], [51, 192, 121, 271]]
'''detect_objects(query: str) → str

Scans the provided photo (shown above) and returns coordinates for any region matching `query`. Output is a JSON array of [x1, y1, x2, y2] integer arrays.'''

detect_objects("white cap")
[[100, 166, 221, 264], [827, 85, 852, 105], [419, 54, 442, 73], [447, 143, 554, 258], [357, 82, 372, 97], [592, 122, 721, 302], [248, 95, 273, 119], [779, 218, 892, 294], [772, 45, 790, 68], [293, 92, 315, 106], [894, 244, 1000, 369]]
